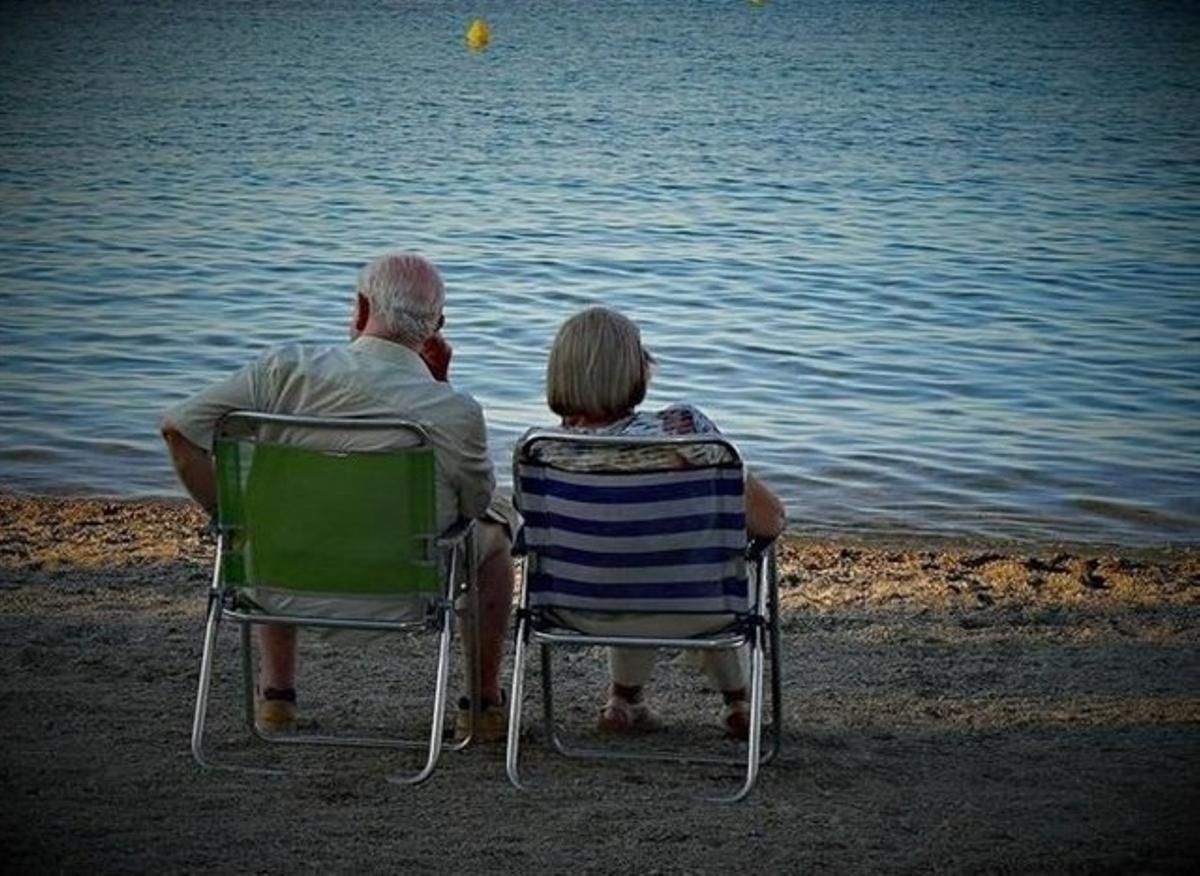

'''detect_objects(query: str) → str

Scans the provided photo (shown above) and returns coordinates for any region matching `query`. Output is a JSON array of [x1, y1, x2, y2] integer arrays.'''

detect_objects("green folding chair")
[[190, 411, 473, 784]]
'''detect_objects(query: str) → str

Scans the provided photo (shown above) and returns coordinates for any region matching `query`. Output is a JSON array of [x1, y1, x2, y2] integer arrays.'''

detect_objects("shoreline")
[[1, 492, 1198, 871], [4, 488, 1197, 560], [2, 492, 1196, 606]]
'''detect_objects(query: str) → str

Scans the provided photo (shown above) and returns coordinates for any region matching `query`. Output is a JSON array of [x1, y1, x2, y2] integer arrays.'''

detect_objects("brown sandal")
[[722, 699, 751, 741], [597, 695, 661, 734]]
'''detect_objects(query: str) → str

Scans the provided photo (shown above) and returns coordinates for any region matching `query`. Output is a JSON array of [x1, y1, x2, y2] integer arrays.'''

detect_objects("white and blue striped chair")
[[505, 430, 782, 802]]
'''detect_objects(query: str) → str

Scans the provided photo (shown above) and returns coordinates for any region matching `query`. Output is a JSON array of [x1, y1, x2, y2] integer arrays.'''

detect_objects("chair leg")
[[541, 643, 570, 756], [764, 609, 784, 764], [240, 622, 259, 737], [463, 552, 484, 748], [191, 596, 224, 769], [387, 603, 453, 786], [763, 546, 783, 764], [446, 541, 481, 751], [711, 626, 766, 803], [505, 614, 531, 790]]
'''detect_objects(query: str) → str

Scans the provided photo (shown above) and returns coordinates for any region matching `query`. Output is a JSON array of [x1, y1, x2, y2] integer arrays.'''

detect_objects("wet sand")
[[1, 493, 1198, 873]]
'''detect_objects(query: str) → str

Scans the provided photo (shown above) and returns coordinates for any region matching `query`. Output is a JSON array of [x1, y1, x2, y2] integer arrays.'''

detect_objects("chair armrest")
[[745, 536, 778, 562], [436, 517, 476, 549], [510, 525, 527, 558]]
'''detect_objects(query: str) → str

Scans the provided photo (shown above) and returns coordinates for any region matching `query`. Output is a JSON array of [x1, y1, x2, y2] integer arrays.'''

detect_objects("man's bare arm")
[[161, 423, 217, 515]]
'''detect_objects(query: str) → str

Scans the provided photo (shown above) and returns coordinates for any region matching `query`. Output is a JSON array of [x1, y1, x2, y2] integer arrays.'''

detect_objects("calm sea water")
[[1, 0, 1198, 546]]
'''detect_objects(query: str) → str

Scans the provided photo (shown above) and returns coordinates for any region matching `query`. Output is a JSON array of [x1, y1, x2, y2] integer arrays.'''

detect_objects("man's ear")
[[354, 292, 370, 332]]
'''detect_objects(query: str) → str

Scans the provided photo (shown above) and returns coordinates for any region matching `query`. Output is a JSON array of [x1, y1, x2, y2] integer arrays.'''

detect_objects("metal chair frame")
[[191, 411, 480, 784], [504, 430, 783, 802]]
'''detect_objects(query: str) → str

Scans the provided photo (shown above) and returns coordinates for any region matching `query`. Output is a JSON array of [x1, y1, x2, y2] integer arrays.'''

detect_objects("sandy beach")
[[1, 492, 1198, 873]]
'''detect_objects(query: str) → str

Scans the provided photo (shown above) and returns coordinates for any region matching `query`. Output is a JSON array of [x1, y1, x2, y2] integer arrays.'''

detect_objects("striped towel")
[[516, 462, 749, 613]]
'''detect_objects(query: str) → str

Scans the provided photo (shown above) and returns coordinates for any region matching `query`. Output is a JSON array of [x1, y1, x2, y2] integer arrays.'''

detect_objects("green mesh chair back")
[[214, 430, 439, 598]]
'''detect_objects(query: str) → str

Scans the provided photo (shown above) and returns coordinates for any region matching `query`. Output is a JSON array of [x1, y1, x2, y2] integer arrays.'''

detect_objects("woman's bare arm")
[[745, 473, 786, 539]]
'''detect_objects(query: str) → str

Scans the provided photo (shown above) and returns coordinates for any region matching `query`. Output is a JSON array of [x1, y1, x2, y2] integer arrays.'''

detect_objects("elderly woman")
[[534, 306, 786, 739]]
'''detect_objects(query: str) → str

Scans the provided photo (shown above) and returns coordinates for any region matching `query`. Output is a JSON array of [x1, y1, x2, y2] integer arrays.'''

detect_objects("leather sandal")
[[722, 698, 751, 741], [254, 686, 296, 734], [597, 695, 661, 734]]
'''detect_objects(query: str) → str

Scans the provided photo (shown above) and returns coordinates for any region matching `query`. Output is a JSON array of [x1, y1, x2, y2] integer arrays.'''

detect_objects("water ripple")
[[1, 0, 1198, 545]]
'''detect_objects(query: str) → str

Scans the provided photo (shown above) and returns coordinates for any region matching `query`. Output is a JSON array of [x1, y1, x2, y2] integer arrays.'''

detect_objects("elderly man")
[[161, 252, 514, 741]]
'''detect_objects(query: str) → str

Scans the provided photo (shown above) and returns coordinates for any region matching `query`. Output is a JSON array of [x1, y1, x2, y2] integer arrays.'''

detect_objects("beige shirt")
[[163, 335, 495, 535]]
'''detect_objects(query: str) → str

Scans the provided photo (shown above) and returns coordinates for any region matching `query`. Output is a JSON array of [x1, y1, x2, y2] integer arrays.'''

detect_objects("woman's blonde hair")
[[546, 306, 654, 420]]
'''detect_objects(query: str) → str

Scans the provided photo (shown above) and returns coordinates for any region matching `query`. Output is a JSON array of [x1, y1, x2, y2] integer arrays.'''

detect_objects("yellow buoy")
[[465, 18, 490, 51]]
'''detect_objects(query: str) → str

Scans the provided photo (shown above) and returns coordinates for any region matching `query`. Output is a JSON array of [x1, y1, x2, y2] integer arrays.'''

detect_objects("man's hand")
[[420, 332, 453, 382]]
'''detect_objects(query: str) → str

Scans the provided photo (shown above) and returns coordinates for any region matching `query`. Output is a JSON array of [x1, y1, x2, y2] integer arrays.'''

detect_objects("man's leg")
[[255, 624, 297, 732], [459, 521, 514, 705], [258, 624, 297, 691]]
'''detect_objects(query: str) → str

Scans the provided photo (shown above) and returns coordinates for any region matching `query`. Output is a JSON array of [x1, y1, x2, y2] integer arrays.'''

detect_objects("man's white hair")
[[357, 252, 445, 345]]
